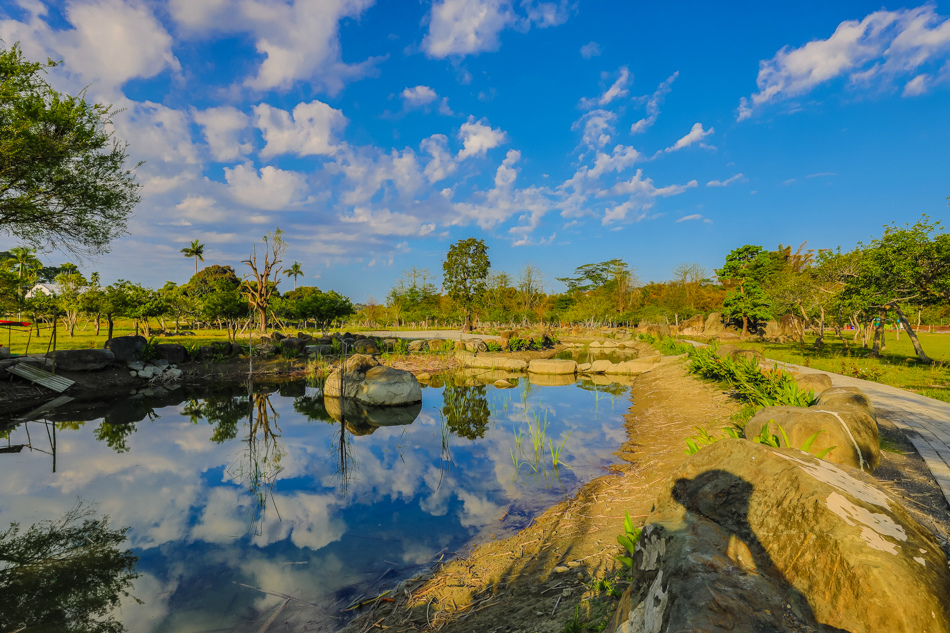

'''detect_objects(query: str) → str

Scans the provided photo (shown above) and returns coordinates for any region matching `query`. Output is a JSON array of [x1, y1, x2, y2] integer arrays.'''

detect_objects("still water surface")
[[0, 376, 633, 632]]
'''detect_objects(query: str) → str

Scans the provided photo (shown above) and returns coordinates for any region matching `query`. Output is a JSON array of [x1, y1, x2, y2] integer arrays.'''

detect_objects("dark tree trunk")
[[107, 316, 114, 341], [890, 302, 932, 363], [871, 310, 886, 357]]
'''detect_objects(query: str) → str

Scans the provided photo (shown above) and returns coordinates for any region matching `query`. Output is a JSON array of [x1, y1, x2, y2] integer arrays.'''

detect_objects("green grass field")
[[737, 330, 950, 404], [0, 319, 258, 356]]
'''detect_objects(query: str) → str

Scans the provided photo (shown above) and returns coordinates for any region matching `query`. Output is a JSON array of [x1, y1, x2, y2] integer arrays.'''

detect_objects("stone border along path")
[[777, 360, 950, 509]]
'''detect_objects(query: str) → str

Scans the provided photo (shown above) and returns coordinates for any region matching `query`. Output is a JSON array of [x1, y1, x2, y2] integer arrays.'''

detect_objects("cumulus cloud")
[[223, 163, 309, 210], [580, 41, 601, 58], [175, 196, 230, 223], [706, 173, 744, 187], [421, 134, 458, 183], [401, 85, 454, 114], [663, 122, 714, 153], [168, 0, 379, 94], [738, 5, 950, 120], [630, 72, 678, 134], [194, 106, 253, 162], [608, 169, 698, 198], [254, 100, 347, 158], [423, 0, 569, 58], [329, 145, 425, 206], [457, 117, 508, 159], [0, 0, 178, 94], [587, 145, 640, 179]]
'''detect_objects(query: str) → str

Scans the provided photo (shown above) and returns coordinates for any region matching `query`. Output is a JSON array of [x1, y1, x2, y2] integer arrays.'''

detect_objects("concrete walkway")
[[775, 361, 950, 509]]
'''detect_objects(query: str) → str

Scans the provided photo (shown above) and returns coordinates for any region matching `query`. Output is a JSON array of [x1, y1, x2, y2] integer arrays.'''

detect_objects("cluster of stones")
[[677, 311, 804, 342], [126, 359, 183, 382]]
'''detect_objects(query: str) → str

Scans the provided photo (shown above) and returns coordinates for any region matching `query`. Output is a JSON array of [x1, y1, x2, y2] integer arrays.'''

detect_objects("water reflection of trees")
[[227, 389, 286, 534], [441, 383, 490, 440], [0, 503, 139, 633]]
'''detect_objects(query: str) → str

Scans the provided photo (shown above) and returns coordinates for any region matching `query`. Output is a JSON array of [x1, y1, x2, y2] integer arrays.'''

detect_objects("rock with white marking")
[[745, 386, 880, 473], [607, 439, 950, 633]]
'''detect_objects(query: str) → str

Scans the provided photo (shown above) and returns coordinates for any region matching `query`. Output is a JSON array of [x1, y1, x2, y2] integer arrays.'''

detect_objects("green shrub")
[[615, 510, 642, 575], [687, 346, 814, 408], [658, 336, 692, 356]]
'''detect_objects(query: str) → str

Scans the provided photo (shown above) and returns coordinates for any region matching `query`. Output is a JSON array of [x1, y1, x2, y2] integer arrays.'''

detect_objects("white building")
[[24, 283, 61, 299]]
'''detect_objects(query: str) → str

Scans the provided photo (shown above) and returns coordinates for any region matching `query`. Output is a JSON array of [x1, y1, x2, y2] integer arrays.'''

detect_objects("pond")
[[0, 373, 635, 633]]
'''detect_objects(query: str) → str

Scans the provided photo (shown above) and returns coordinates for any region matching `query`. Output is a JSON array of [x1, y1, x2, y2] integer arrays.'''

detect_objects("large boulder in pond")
[[104, 335, 147, 362], [608, 439, 950, 633], [325, 396, 422, 430], [45, 348, 115, 371], [324, 355, 421, 406]]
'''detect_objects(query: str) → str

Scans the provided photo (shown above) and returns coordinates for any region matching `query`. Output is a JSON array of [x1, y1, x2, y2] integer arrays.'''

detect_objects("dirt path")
[[341, 360, 739, 633]]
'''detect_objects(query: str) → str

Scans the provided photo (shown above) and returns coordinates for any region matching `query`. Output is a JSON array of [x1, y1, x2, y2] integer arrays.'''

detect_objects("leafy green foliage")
[[718, 245, 773, 336], [442, 384, 490, 440], [684, 426, 742, 455], [0, 45, 140, 255], [615, 510, 642, 574], [687, 346, 814, 408], [442, 237, 490, 330], [752, 421, 836, 459], [658, 336, 692, 355], [0, 503, 139, 633]]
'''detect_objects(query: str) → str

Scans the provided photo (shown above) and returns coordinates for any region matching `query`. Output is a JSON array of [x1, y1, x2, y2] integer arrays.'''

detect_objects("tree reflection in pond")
[[441, 383, 490, 440], [226, 389, 286, 534], [0, 503, 139, 633]]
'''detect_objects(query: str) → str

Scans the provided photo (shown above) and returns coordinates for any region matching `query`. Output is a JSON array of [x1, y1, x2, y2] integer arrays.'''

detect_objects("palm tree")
[[284, 261, 304, 290], [181, 240, 205, 276], [5, 246, 41, 283]]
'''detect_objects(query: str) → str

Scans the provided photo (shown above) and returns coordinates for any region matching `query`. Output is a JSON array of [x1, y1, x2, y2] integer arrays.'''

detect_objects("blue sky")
[[2, 0, 949, 301]]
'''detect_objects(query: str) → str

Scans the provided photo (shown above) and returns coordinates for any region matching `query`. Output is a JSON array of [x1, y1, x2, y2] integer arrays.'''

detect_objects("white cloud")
[[587, 145, 639, 179], [194, 106, 253, 162], [401, 85, 454, 114], [223, 163, 309, 210], [580, 41, 601, 59], [424, 0, 515, 58], [738, 5, 950, 119], [330, 145, 425, 206], [112, 99, 200, 166], [254, 100, 347, 158], [0, 0, 178, 94], [421, 134, 457, 183], [401, 85, 438, 107], [676, 214, 703, 222], [572, 109, 616, 149], [664, 122, 714, 153], [453, 150, 554, 236], [457, 117, 508, 159], [423, 0, 568, 58], [169, 0, 378, 94], [630, 72, 678, 134], [175, 196, 230, 223], [608, 169, 698, 198], [706, 173, 744, 187], [580, 66, 631, 108]]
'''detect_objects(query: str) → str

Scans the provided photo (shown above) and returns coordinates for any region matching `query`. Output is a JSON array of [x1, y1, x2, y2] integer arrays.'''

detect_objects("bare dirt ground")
[[340, 361, 950, 633]]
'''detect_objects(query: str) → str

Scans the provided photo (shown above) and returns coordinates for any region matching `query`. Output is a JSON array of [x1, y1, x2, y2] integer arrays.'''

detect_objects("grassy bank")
[[736, 331, 950, 403]]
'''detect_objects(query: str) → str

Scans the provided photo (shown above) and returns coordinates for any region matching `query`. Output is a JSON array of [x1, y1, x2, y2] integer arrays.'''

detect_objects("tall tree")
[[0, 45, 140, 255], [718, 245, 772, 339], [442, 237, 490, 332], [181, 239, 205, 276], [284, 261, 304, 290]]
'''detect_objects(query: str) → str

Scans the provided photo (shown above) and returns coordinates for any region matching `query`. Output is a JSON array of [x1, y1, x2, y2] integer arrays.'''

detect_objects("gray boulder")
[[155, 343, 186, 364], [324, 355, 421, 406], [464, 338, 488, 353], [407, 339, 428, 352], [306, 344, 334, 356], [280, 337, 307, 354], [104, 335, 147, 362], [611, 439, 950, 633], [794, 372, 834, 398], [46, 349, 115, 371]]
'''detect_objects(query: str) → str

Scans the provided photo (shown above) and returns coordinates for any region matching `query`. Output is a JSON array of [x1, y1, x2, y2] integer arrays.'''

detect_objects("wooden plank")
[[5, 364, 74, 393]]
